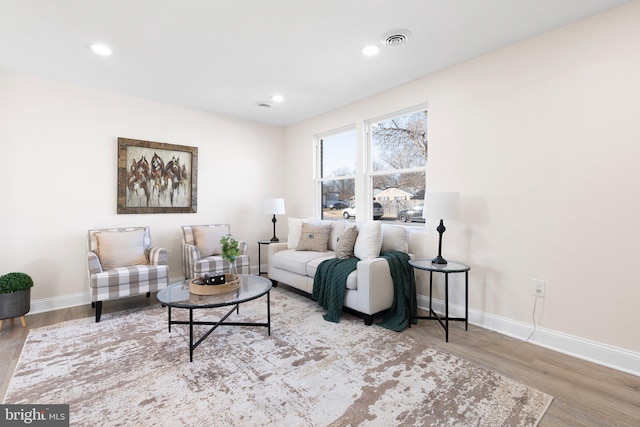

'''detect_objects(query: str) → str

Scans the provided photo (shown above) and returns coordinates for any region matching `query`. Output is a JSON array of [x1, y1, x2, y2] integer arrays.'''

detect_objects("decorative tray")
[[189, 274, 240, 295]]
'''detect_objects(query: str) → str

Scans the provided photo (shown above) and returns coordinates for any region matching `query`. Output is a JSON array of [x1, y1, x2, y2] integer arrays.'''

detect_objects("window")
[[316, 128, 356, 220], [315, 105, 428, 223], [368, 107, 428, 223]]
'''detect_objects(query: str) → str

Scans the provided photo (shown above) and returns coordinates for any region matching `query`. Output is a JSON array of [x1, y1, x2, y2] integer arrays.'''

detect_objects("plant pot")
[[0, 288, 31, 320]]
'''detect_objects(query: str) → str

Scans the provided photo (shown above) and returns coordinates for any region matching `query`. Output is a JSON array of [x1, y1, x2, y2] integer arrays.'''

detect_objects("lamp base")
[[432, 255, 448, 265], [270, 215, 279, 242]]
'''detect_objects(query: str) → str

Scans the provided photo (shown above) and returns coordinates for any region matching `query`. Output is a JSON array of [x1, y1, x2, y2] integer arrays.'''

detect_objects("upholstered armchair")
[[87, 226, 169, 322], [181, 224, 250, 279]]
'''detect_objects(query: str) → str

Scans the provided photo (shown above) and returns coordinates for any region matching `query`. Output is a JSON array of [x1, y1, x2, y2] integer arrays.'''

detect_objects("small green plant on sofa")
[[0, 272, 34, 294]]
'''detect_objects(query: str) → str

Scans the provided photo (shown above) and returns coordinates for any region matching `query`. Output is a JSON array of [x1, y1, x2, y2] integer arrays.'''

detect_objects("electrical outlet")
[[532, 279, 545, 297], [166, 250, 173, 261]]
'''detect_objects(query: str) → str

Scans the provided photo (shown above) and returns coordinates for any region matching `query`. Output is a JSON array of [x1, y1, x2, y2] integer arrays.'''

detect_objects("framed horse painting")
[[117, 138, 198, 214]]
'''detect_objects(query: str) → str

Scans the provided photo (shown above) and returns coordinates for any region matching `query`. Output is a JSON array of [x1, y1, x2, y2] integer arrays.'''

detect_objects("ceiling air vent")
[[381, 29, 412, 47], [255, 102, 272, 109]]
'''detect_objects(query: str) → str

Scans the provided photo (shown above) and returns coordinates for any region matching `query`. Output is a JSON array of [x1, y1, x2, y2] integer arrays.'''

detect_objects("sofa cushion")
[[335, 226, 359, 259], [193, 224, 229, 256], [272, 249, 336, 276], [306, 256, 358, 290], [95, 229, 148, 270], [354, 221, 383, 260], [381, 224, 409, 253]]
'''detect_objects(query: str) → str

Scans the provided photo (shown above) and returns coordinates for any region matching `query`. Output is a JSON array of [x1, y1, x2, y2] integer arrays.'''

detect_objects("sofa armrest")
[[355, 258, 395, 315], [147, 247, 168, 265], [238, 241, 248, 255], [267, 242, 288, 276], [87, 251, 103, 275]]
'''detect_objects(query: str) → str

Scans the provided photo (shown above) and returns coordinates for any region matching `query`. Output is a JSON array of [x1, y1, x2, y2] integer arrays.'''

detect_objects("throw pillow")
[[287, 218, 303, 249], [193, 224, 229, 256], [96, 229, 148, 270], [381, 224, 409, 253], [296, 223, 332, 252], [335, 226, 359, 259], [354, 220, 383, 260]]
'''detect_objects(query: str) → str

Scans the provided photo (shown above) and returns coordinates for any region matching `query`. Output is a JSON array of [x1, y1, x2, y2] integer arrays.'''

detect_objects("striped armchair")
[[87, 226, 169, 322], [181, 224, 250, 279]]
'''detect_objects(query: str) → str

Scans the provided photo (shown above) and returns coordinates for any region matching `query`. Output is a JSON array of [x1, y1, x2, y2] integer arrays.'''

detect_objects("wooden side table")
[[408, 259, 470, 342]]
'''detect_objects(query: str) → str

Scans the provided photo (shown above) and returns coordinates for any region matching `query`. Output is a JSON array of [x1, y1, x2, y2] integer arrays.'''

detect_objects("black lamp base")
[[432, 255, 448, 265], [432, 219, 448, 265], [270, 214, 279, 242]]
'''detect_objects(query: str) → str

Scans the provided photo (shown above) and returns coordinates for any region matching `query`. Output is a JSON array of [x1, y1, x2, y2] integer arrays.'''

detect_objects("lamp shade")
[[263, 198, 286, 215], [423, 192, 460, 220]]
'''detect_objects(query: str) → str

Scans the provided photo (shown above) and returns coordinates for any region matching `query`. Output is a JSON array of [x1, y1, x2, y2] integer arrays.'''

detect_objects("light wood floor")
[[1, 293, 639, 426]]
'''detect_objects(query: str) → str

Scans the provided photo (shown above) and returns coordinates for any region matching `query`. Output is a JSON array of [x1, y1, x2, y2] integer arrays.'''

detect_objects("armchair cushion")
[[95, 229, 148, 270], [193, 224, 229, 256]]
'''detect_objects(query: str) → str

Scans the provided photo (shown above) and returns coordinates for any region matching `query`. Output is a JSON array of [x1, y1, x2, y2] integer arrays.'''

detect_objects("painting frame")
[[117, 137, 198, 214]]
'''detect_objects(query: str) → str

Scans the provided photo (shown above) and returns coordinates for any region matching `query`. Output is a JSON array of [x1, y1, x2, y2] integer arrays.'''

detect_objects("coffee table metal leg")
[[267, 291, 271, 335], [189, 309, 194, 363], [167, 306, 172, 332]]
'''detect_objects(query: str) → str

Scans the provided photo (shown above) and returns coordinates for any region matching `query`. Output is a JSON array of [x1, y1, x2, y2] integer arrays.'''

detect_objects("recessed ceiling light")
[[362, 45, 380, 56], [271, 94, 284, 103], [90, 43, 112, 56]]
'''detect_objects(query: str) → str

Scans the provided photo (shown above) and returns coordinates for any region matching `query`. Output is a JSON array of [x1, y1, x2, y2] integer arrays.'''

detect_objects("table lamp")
[[423, 192, 460, 265], [263, 198, 286, 242]]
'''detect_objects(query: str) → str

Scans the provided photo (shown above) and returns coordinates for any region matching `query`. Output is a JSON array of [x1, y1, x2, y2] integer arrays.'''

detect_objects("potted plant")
[[220, 235, 240, 278], [0, 272, 34, 328]]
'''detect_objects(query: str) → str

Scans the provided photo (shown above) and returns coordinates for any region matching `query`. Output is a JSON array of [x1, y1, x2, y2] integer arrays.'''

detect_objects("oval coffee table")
[[157, 274, 272, 361]]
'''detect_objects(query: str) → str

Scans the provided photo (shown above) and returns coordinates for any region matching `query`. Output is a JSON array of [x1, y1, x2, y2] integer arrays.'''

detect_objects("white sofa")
[[267, 218, 410, 325]]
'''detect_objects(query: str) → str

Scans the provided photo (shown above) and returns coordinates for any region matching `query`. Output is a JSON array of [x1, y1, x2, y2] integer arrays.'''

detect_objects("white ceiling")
[[0, 0, 630, 126]]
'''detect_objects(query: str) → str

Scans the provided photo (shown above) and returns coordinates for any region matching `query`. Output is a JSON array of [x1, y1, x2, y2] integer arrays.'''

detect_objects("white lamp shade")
[[423, 192, 460, 220], [263, 198, 286, 215]]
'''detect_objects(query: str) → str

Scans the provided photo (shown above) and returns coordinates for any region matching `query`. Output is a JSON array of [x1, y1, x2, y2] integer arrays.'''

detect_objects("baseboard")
[[28, 275, 187, 315], [30, 292, 91, 315], [417, 294, 640, 378]]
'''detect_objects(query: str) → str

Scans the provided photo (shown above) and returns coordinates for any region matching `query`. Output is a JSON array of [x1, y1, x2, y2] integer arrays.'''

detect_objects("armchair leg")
[[95, 301, 102, 323], [146, 292, 151, 298]]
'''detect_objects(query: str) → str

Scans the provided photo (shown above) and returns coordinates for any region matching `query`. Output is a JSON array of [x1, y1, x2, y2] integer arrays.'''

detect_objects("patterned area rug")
[[4, 288, 552, 426]]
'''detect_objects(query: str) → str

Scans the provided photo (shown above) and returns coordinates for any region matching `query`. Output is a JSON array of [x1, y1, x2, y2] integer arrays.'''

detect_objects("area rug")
[[4, 288, 552, 426]]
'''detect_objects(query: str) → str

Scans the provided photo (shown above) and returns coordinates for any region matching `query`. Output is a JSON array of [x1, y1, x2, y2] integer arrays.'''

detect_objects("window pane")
[[321, 130, 356, 179], [371, 111, 427, 172], [321, 179, 354, 220], [373, 171, 426, 223]]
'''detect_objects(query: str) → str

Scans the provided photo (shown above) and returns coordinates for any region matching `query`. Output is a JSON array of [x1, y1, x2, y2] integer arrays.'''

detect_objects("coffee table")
[[157, 274, 272, 361]]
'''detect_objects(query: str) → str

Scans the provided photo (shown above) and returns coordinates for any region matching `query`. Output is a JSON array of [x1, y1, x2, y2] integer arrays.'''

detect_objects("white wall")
[[284, 1, 640, 363], [0, 71, 285, 308]]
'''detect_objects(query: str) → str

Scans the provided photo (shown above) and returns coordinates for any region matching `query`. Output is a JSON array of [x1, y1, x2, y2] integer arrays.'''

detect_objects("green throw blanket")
[[312, 251, 417, 331]]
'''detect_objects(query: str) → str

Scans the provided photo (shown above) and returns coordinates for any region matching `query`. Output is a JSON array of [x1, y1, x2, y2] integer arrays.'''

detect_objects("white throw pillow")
[[193, 224, 229, 256], [354, 221, 383, 260], [287, 218, 303, 249], [381, 224, 409, 253], [96, 229, 148, 270], [328, 221, 346, 251]]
